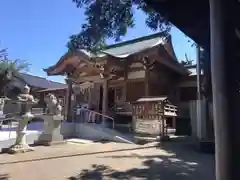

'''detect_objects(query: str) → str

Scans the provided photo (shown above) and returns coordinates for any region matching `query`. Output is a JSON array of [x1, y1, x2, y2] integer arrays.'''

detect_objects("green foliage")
[[0, 59, 30, 74], [68, 0, 171, 51], [0, 48, 30, 97], [0, 48, 30, 75]]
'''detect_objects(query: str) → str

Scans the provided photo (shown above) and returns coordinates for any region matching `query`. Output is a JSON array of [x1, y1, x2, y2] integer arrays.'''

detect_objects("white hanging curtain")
[[72, 81, 94, 94]]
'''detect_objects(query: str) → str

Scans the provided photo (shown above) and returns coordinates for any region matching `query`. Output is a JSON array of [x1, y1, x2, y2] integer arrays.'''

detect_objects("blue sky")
[[0, 0, 195, 83]]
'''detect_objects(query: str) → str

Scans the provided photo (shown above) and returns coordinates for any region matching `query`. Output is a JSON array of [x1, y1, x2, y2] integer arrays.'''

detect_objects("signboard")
[[134, 119, 160, 135], [132, 98, 165, 140]]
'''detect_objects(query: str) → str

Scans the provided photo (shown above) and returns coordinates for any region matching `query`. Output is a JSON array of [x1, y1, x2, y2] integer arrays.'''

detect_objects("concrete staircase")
[[75, 123, 134, 144]]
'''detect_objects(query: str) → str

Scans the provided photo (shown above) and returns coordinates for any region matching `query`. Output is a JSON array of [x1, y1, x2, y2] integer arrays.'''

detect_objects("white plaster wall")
[[28, 122, 133, 143], [189, 99, 210, 140]]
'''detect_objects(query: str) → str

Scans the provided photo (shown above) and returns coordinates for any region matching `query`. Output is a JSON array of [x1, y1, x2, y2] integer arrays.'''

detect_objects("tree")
[[0, 48, 30, 97], [68, 0, 171, 51], [0, 59, 30, 74]]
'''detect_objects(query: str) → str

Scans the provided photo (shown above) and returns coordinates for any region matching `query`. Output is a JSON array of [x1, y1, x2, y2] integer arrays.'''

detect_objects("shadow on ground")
[[69, 137, 215, 180]]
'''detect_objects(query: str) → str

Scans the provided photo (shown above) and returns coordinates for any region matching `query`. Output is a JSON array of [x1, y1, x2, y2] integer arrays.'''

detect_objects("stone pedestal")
[[2, 113, 34, 154], [34, 115, 64, 146]]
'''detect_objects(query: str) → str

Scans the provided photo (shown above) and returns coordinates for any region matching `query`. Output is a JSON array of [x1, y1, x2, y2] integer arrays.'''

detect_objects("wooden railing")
[[164, 104, 177, 116], [112, 102, 178, 117], [111, 102, 132, 115]]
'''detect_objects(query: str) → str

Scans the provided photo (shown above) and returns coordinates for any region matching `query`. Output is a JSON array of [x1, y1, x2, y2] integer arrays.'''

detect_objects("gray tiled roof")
[[101, 32, 167, 58], [20, 73, 66, 89], [45, 31, 188, 75]]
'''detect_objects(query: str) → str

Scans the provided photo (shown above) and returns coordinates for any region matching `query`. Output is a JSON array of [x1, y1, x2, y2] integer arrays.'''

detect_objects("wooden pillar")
[[101, 78, 108, 124], [209, 0, 240, 179], [172, 116, 176, 129], [88, 87, 92, 106], [145, 68, 149, 97], [196, 44, 202, 101], [65, 78, 73, 122], [159, 102, 165, 137], [123, 67, 128, 101], [196, 44, 207, 140], [143, 56, 154, 97]]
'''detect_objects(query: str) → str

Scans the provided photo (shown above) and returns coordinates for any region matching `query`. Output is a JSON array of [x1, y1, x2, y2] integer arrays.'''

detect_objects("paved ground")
[[0, 138, 215, 180]]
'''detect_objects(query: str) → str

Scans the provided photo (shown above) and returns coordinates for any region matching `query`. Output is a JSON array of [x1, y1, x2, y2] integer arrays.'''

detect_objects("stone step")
[[66, 138, 94, 144]]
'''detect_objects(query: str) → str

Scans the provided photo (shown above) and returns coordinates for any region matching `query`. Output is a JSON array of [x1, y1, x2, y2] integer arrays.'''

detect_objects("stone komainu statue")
[[44, 93, 62, 116]]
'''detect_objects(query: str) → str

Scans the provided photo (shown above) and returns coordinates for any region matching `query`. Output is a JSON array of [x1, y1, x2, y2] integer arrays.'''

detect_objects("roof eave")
[[44, 50, 93, 76], [144, 0, 210, 48]]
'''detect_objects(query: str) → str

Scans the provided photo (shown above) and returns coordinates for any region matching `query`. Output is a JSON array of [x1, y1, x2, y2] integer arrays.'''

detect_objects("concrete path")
[[0, 139, 215, 180]]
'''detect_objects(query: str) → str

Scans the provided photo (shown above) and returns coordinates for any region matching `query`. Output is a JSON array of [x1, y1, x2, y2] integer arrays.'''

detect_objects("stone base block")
[[160, 135, 170, 142], [2, 144, 34, 154], [34, 133, 64, 146], [34, 140, 66, 146], [134, 134, 160, 145]]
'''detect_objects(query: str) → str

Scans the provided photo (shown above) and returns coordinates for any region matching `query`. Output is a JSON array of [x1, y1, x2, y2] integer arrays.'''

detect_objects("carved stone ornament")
[[44, 93, 62, 116]]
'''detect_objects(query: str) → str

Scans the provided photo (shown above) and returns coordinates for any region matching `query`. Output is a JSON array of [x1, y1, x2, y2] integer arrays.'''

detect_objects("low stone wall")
[[27, 122, 103, 140], [26, 122, 133, 143], [27, 122, 76, 139]]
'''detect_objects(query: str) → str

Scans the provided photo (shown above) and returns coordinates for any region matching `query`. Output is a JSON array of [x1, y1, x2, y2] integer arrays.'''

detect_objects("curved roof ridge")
[[103, 31, 168, 50]]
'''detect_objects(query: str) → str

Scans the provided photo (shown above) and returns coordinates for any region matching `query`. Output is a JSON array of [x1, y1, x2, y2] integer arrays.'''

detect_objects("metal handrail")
[[80, 108, 115, 129]]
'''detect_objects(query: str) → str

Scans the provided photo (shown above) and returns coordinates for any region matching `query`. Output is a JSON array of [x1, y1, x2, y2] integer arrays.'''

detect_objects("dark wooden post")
[[144, 69, 149, 97], [196, 44, 202, 101], [102, 78, 108, 116], [65, 78, 73, 122], [158, 101, 165, 138], [121, 60, 129, 102], [142, 56, 154, 97], [209, 0, 240, 179]]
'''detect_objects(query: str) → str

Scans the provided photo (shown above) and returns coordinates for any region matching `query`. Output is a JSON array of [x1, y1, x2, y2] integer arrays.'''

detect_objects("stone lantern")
[[2, 85, 38, 154]]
